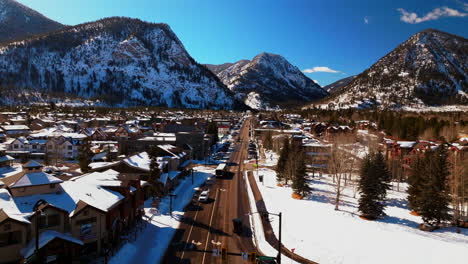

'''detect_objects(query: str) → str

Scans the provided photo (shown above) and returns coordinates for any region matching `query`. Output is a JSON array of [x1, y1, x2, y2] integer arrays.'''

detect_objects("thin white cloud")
[[364, 16, 369, 24], [303, 67, 341, 74], [397, 7, 467, 24]]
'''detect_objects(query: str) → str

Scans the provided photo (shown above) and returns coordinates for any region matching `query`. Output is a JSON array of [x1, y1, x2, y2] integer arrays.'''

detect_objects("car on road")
[[198, 190, 210, 202]]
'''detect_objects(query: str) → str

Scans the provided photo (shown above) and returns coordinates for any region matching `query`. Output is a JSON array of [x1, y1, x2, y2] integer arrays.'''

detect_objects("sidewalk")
[[245, 170, 319, 264], [109, 166, 214, 264]]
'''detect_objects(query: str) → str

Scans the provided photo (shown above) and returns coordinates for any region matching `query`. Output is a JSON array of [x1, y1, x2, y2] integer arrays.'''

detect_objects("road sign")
[[241, 252, 248, 260], [213, 248, 220, 257]]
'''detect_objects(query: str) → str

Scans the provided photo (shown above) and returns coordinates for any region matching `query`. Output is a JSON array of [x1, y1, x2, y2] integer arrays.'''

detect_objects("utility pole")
[[169, 193, 177, 216], [278, 212, 282, 264], [191, 168, 194, 185]]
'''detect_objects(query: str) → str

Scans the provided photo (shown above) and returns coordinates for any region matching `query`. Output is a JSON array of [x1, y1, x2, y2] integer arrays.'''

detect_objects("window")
[[14, 144, 18, 149], [32, 145, 37, 150], [0, 231, 22, 247], [38, 214, 60, 229], [49, 183, 56, 189], [76, 217, 96, 226], [80, 223, 92, 235], [68, 146, 72, 150]]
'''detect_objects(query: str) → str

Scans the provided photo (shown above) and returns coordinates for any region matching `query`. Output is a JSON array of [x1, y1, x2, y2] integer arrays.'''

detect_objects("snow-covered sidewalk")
[[244, 171, 299, 264], [109, 166, 215, 264], [252, 167, 468, 264]]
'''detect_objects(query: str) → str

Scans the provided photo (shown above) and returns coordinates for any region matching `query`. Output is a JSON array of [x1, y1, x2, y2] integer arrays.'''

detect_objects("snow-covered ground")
[[244, 171, 299, 264], [259, 149, 279, 167], [252, 167, 468, 264], [109, 166, 214, 264]]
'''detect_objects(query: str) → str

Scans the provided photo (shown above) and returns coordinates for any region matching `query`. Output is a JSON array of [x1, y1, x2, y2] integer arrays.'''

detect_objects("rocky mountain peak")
[[0, 0, 63, 43]]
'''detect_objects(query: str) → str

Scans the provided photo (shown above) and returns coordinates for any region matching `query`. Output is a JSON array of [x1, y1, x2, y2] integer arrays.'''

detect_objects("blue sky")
[[17, 0, 468, 86]]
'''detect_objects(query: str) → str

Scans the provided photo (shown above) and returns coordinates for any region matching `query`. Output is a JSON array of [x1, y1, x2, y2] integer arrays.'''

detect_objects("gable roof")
[[23, 160, 43, 168], [10, 172, 63, 188], [21, 230, 84, 259]]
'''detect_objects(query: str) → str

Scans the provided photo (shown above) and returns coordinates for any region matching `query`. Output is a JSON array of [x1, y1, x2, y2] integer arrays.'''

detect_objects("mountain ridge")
[[0, 0, 64, 44], [206, 52, 328, 109], [0, 17, 246, 110], [319, 29, 468, 109]]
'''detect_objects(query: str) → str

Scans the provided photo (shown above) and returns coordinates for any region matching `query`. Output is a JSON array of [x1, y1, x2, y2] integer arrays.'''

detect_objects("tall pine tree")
[[78, 138, 93, 173], [419, 144, 451, 226], [407, 156, 426, 214], [292, 151, 311, 198], [148, 146, 164, 200], [358, 152, 391, 219], [276, 138, 290, 184]]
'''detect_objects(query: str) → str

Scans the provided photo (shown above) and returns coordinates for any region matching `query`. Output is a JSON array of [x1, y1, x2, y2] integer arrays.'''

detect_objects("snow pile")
[[251, 168, 468, 264]]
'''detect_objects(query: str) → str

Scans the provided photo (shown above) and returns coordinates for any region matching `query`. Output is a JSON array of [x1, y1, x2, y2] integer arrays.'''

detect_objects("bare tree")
[[449, 151, 468, 223], [328, 134, 354, 210]]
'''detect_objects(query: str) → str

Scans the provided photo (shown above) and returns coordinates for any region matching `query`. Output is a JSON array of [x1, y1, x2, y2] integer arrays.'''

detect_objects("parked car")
[[198, 190, 210, 202]]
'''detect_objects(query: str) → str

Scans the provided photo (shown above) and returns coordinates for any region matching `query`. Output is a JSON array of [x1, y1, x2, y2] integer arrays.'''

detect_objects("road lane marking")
[[201, 188, 220, 264], [179, 200, 202, 262]]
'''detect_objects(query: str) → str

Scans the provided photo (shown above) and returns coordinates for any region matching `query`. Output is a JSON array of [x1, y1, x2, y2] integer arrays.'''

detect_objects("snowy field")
[[252, 168, 468, 264], [109, 166, 214, 264]]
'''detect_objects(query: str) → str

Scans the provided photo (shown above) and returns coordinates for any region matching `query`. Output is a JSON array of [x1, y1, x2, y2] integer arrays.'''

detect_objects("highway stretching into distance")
[[163, 118, 260, 264]]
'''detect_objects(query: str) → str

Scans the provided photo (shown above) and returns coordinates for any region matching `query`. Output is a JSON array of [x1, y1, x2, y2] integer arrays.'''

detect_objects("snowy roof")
[[0, 189, 30, 224], [13, 180, 124, 217], [123, 152, 150, 172], [21, 230, 84, 258], [91, 151, 108, 161], [0, 155, 14, 163], [1, 125, 30, 131], [0, 165, 23, 179], [10, 172, 63, 188], [23, 160, 43, 168], [88, 161, 120, 170], [397, 141, 417, 148]]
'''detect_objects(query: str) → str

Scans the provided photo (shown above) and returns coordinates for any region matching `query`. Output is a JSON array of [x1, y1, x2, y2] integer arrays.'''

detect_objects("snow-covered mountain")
[[325, 29, 467, 109], [206, 53, 328, 109], [0, 17, 244, 109], [323, 75, 356, 95], [0, 0, 63, 44]]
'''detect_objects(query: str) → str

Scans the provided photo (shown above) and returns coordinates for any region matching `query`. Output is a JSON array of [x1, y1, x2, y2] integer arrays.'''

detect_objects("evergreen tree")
[[407, 156, 426, 213], [78, 138, 93, 173], [358, 152, 391, 219], [292, 151, 310, 198], [276, 138, 290, 184], [148, 146, 164, 200], [419, 144, 451, 226], [263, 131, 273, 150]]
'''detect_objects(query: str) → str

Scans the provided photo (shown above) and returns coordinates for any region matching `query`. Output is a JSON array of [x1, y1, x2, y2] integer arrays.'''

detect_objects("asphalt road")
[[162, 118, 258, 264]]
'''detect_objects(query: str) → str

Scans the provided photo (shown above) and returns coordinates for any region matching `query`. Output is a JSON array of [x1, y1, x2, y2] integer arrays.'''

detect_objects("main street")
[[163, 118, 259, 264]]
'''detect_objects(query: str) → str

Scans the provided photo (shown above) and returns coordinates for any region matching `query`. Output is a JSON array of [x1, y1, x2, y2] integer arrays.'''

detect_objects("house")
[[114, 125, 141, 140], [0, 125, 31, 137], [81, 128, 108, 141], [2, 161, 63, 197], [0, 146, 15, 168], [0, 167, 144, 262]]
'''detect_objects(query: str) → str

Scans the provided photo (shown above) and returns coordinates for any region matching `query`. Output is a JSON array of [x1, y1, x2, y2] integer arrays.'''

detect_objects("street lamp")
[[168, 192, 177, 217], [249, 211, 282, 264], [190, 168, 194, 185], [32, 199, 47, 263]]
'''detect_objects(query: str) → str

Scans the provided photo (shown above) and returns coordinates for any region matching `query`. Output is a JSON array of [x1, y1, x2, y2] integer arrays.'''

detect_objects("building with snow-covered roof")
[[0, 125, 30, 137], [0, 166, 145, 262]]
